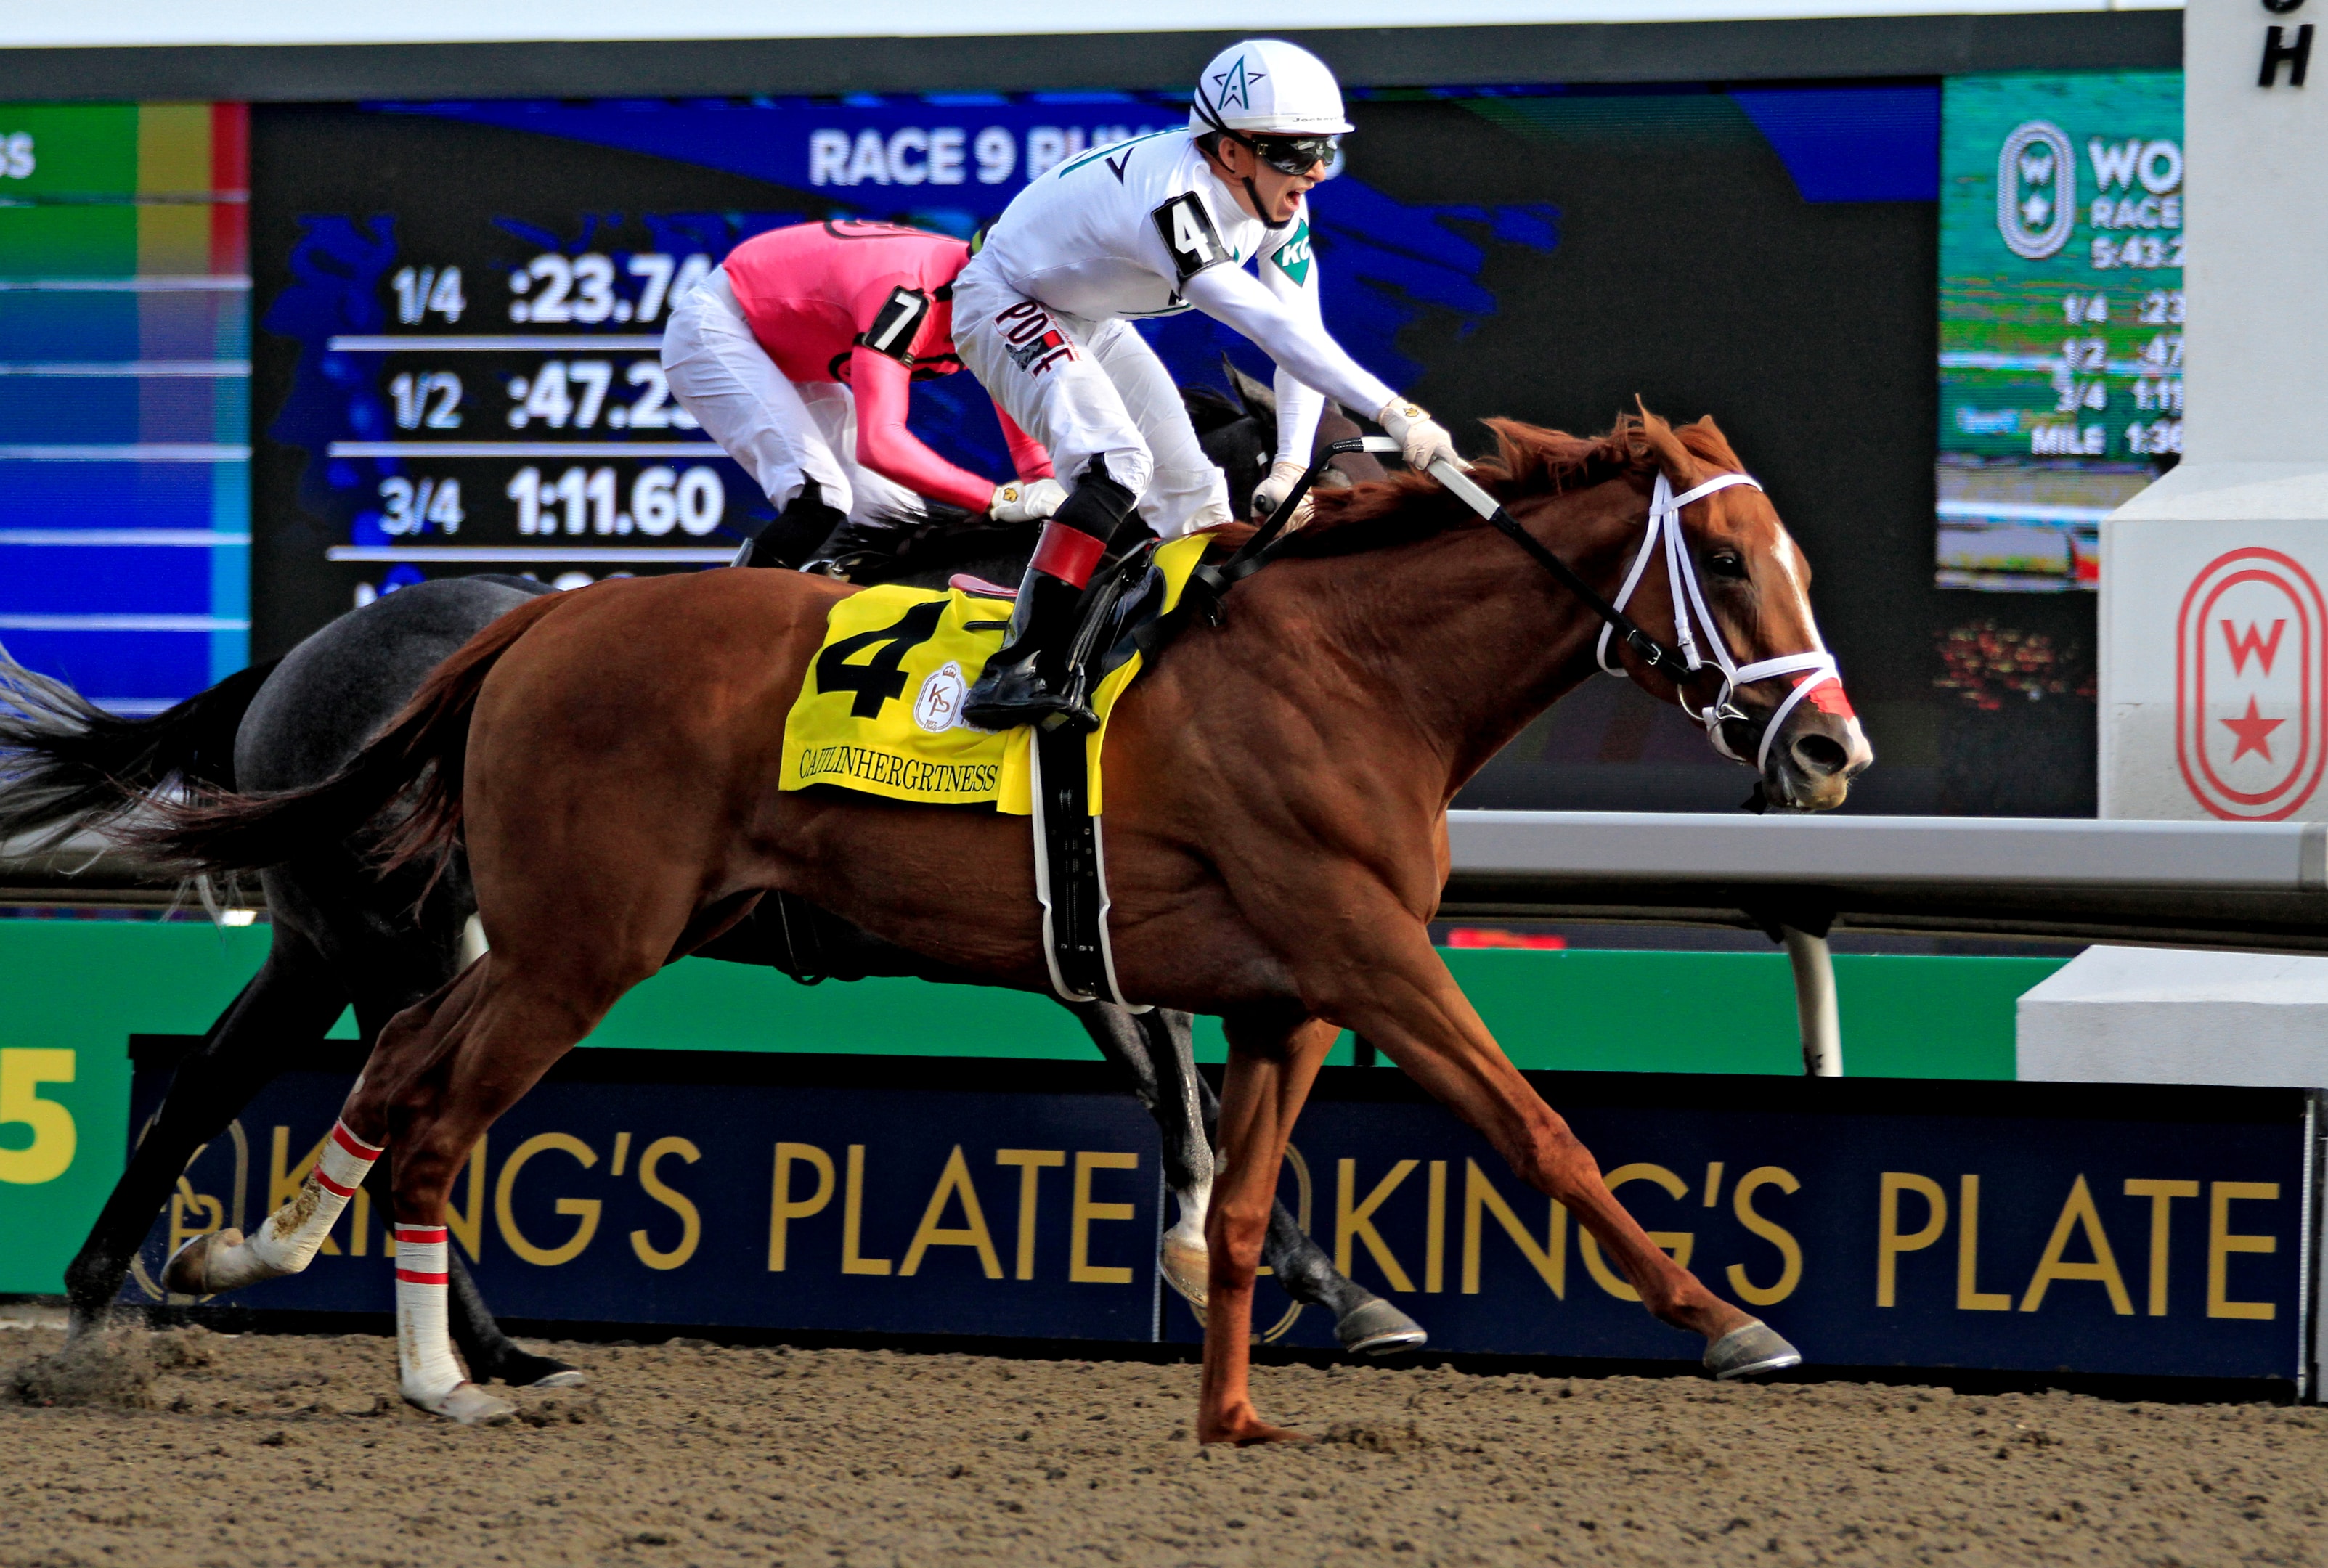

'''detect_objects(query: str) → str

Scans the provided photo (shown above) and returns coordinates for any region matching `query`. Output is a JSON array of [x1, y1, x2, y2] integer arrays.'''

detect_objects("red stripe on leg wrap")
[[1029, 522, 1105, 589], [332, 1122, 383, 1159], [394, 1225, 449, 1243], [395, 1270, 449, 1285], [312, 1167, 355, 1198]]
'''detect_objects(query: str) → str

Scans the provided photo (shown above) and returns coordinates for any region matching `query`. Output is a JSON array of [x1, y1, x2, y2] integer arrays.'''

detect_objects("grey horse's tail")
[[118, 590, 570, 878], [0, 645, 278, 850]]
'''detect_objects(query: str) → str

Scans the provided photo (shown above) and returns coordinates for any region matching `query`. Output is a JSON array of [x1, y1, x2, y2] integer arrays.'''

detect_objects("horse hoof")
[[1704, 1319, 1802, 1380], [161, 1228, 240, 1296], [492, 1347, 585, 1389], [406, 1381, 516, 1425], [1337, 1297, 1428, 1357], [1159, 1234, 1208, 1310]]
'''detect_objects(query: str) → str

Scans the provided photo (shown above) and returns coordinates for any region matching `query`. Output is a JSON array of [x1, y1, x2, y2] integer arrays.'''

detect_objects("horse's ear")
[[1674, 415, 1745, 473], [1631, 396, 1699, 489], [1222, 354, 1278, 420]]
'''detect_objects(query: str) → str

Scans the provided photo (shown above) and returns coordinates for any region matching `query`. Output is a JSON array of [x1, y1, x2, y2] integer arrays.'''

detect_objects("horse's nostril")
[[1791, 733, 1849, 777]]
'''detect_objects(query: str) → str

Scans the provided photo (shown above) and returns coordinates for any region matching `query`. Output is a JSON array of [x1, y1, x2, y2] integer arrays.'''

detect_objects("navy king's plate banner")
[[129, 1044, 2317, 1388]]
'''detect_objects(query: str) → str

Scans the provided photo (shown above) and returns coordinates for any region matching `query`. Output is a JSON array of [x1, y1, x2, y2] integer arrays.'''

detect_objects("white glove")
[[1250, 459, 1314, 529], [988, 477, 1067, 524], [1377, 399, 1468, 473]]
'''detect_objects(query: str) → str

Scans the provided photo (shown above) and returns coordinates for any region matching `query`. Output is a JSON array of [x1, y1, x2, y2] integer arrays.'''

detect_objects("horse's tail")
[[121, 591, 571, 876], [0, 644, 277, 850]]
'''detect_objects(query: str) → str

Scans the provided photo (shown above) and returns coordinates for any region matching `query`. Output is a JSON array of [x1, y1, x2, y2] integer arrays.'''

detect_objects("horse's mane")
[[1230, 411, 1743, 559]]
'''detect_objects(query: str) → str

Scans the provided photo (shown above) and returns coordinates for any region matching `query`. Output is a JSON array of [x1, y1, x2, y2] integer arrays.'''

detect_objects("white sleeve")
[[1258, 234, 1327, 470], [1180, 262, 1396, 430]]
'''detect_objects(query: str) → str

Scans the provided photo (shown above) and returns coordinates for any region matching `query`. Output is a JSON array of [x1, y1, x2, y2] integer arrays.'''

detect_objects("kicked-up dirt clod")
[[4, 1321, 2327, 1565]]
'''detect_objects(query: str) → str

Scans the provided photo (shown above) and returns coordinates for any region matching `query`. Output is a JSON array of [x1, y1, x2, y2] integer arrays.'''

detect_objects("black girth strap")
[[1027, 552, 1153, 1008], [1029, 721, 1115, 1004]]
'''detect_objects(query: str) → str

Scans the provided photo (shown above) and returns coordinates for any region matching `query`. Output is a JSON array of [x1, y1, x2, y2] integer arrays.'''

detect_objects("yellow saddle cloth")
[[780, 534, 1210, 816]]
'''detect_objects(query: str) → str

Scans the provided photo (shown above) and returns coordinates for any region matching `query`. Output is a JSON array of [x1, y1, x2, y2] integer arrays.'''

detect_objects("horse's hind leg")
[[445, 1248, 582, 1389], [349, 980, 581, 1392], [159, 962, 481, 1299], [370, 951, 660, 1423], [71, 926, 346, 1332]]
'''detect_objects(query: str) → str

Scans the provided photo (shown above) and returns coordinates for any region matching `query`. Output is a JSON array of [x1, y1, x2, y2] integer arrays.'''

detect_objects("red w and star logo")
[[2175, 547, 2328, 820]]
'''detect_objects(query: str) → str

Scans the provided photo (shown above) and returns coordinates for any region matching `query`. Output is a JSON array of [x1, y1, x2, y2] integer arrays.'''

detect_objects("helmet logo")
[[1211, 57, 1266, 112]]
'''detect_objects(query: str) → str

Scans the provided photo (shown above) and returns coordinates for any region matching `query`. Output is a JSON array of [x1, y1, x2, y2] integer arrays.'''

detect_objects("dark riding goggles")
[[1248, 134, 1338, 175]]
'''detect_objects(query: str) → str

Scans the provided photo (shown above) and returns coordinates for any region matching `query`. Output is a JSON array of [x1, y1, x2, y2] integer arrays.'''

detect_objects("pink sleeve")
[[998, 408, 1054, 481], [850, 346, 998, 515]]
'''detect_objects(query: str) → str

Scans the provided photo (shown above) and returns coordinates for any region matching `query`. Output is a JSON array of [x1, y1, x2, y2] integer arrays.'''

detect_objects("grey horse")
[[0, 380, 1417, 1381]]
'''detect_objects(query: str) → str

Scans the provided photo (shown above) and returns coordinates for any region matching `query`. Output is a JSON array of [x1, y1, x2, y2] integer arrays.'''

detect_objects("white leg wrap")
[[167, 1120, 380, 1294], [394, 1225, 515, 1424], [394, 1226, 465, 1402], [249, 1120, 380, 1273]]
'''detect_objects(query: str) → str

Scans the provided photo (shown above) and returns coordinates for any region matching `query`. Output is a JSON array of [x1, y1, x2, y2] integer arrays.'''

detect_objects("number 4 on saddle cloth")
[[780, 532, 1214, 1008]]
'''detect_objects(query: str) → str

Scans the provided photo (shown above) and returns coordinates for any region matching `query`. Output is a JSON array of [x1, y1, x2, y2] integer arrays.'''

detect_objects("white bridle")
[[1591, 470, 1844, 775]]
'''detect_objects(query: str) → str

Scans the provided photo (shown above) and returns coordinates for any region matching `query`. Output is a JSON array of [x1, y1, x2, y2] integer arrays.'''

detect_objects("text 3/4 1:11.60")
[[508, 465, 727, 537]]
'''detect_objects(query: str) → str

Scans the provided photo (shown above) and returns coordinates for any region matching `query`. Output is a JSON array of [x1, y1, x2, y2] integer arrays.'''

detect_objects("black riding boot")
[[731, 481, 847, 570], [801, 514, 917, 581], [961, 466, 1139, 732]]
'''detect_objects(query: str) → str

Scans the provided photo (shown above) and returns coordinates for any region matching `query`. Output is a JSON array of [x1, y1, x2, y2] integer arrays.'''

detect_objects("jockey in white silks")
[[952, 38, 1466, 730]]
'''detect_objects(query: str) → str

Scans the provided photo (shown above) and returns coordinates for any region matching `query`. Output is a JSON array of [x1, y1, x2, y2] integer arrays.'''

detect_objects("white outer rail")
[[1441, 811, 2328, 1078], [1444, 811, 2328, 892]]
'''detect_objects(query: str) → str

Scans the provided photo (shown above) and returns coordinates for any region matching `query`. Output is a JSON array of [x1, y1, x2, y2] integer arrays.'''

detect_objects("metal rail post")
[[1781, 925, 1841, 1077]]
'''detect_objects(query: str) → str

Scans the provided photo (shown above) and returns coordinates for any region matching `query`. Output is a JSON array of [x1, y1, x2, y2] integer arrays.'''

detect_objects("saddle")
[[777, 532, 1206, 1010], [797, 438, 1392, 1010]]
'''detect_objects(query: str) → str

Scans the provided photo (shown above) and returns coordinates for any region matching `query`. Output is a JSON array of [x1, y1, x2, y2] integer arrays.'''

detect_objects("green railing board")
[[0, 921, 277, 1294], [0, 920, 2064, 1293], [1441, 950, 2059, 1081]]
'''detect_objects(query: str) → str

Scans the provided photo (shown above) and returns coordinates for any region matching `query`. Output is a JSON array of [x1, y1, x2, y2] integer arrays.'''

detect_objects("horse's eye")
[[1706, 550, 1749, 580]]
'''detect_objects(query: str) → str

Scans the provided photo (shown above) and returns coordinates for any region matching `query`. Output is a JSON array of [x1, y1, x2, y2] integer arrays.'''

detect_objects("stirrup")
[[964, 663, 1096, 734]]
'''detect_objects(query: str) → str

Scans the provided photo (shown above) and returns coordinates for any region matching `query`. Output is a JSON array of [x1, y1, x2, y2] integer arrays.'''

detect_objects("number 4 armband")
[[1151, 192, 1229, 283]]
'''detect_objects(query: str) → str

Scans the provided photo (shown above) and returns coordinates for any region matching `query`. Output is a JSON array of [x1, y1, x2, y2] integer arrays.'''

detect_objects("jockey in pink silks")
[[662, 219, 1065, 575]]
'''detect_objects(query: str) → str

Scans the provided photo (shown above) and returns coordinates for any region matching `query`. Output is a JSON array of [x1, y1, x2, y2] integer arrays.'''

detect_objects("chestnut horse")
[[146, 412, 1871, 1438]]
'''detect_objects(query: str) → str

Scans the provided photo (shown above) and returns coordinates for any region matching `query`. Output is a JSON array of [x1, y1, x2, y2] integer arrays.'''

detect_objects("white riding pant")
[[950, 266, 1231, 540], [660, 268, 921, 527]]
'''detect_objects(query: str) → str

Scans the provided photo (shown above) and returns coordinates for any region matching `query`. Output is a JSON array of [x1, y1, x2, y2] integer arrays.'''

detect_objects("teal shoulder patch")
[[1270, 218, 1314, 287]]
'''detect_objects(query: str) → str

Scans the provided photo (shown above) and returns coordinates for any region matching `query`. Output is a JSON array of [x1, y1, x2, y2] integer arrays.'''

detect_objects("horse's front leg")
[[1199, 1008, 1335, 1446], [1286, 891, 1790, 1373]]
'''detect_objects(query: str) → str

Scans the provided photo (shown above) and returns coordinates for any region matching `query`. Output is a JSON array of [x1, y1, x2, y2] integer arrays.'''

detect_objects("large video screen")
[[1936, 72, 2183, 592], [256, 82, 2109, 814], [0, 102, 248, 714]]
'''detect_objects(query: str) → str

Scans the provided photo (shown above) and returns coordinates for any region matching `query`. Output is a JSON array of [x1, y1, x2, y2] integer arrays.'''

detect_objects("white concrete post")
[[2101, 0, 2328, 822], [1781, 926, 1843, 1078]]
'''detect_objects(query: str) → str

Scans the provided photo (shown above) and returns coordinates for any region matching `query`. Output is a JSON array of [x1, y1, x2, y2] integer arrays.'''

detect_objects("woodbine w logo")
[[2176, 547, 2328, 821]]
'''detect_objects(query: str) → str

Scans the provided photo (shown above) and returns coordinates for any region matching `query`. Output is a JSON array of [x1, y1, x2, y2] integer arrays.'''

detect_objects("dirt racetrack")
[[6, 1318, 2328, 1567]]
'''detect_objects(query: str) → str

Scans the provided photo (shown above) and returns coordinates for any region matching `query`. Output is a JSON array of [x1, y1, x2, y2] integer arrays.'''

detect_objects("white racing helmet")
[[1188, 39, 1354, 139]]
